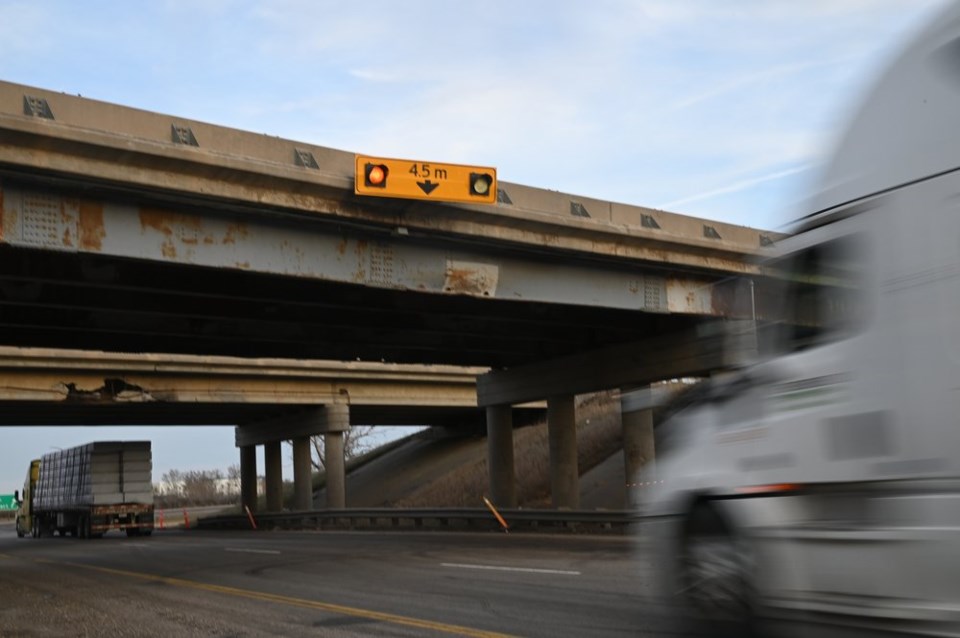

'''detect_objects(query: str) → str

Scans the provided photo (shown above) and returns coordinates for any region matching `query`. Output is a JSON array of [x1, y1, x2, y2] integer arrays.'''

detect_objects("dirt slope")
[[316, 392, 628, 510]]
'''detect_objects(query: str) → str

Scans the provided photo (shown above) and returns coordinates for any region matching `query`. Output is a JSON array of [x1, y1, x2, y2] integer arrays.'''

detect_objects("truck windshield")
[[772, 235, 865, 353]]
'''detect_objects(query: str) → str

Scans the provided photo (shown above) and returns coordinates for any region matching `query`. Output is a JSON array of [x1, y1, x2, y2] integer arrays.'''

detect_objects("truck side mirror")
[[14, 489, 20, 504]]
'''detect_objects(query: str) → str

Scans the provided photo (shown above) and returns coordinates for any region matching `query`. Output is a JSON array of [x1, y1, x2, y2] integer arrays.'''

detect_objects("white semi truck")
[[643, 4, 960, 636]]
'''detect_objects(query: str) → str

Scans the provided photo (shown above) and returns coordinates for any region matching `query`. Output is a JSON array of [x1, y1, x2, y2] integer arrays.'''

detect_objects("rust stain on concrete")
[[59, 201, 72, 225], [352, 240, 368, 282], [139, 208, 214, 261], [223, 223, 249, 245], [710, 285, 735, 316], [139, 208, 175, 237], [78, 201, 105, 251], [443, 262, 498, 296], [444, 268, 475, 293], [139, 208, 205, 234]]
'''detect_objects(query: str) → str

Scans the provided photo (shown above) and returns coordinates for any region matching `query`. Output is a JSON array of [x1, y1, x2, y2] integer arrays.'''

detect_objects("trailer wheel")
[[678, 502, 756, 635], [31, 518, 39, 539]]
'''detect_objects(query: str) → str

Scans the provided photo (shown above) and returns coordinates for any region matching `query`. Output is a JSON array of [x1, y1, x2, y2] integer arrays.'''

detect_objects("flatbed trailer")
[[16, 441, 154, 539]]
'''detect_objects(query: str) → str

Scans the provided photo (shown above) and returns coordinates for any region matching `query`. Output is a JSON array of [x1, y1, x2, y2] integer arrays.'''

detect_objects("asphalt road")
[[0, 525, 695, 637]]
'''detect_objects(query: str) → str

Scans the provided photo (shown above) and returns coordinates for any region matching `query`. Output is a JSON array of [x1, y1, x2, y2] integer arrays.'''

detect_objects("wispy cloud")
[[672, 60, 839, 110], [660, 164, 814, 210]]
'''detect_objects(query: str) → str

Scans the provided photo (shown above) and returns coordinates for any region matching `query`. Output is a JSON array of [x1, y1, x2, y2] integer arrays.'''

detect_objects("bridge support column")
[[325, 430, 346, 509], [264, 440, 284, 512], [240, 444, 258, 513], [486, 404, 516, 508], [237, 404, 350, 510], [622, 407, 655, 508], [292, 436, 312, 511], [317, 403, 350, 509], [548, 395, 579, 509]]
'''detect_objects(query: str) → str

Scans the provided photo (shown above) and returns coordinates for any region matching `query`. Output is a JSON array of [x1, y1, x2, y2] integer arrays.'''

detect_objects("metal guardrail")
[[196, 508, 636, 534]]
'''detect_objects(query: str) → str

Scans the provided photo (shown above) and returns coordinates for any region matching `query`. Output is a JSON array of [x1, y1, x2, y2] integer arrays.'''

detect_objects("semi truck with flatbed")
[[15, 441, 154, 539]]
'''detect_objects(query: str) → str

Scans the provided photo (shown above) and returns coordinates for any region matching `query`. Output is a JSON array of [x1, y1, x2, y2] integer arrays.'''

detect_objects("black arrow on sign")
[[417, 180, 439, 195]]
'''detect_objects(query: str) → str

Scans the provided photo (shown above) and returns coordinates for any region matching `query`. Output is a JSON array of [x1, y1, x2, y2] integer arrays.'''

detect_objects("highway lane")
[[0, 526, 694, 637]]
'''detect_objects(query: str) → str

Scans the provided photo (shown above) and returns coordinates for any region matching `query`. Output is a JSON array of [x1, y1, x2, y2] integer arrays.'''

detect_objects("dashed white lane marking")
[[225, 547, 281, 555], [441, 562, 580, 576]]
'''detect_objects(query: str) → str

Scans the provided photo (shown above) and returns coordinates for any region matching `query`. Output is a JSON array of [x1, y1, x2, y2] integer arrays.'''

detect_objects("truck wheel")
[[678, 503, 756, 636], [16, 518, 24, 538]]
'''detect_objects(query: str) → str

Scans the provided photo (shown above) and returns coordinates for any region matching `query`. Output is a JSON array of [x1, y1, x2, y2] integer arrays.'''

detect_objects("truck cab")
[[15, 459, 39, 538], [642, 4, 960, 635]]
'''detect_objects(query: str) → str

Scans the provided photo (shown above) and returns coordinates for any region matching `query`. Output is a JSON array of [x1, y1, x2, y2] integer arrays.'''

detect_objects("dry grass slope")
[[395, 391, 623, 508]]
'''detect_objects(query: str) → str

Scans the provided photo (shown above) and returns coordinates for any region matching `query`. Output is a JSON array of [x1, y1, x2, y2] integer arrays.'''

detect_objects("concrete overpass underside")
[[0, 347, 523, 512]]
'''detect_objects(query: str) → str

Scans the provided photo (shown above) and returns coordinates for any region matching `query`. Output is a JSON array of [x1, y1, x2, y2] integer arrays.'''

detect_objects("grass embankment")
[[395, 391, 622, 508]]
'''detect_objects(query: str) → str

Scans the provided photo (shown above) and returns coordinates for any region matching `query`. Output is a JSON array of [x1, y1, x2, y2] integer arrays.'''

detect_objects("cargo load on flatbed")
[[16, 441, 155, 539]]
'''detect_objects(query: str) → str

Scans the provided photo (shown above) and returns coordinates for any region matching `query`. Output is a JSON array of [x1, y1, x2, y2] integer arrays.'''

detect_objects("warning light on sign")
[[365, 163, 389, 188], [470, 172, 493, 197]]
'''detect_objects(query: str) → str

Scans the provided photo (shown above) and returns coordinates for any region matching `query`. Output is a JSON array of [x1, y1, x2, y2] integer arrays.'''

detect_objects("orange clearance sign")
[[354, 155, 497, 205]]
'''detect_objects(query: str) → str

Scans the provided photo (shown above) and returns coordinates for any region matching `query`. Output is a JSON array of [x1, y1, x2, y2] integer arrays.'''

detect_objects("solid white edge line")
[[441, 562, 580, 576], [224, 547, 281, 555]]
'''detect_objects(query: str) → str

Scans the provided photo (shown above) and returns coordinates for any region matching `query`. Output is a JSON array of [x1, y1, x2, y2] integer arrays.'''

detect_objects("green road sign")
[[0, 494, 17, 511]]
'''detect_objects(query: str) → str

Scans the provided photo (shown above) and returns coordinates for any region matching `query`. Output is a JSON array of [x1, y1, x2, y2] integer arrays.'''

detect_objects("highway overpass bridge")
[[0, 80, 781, 511], [0, 345, 528, 510]]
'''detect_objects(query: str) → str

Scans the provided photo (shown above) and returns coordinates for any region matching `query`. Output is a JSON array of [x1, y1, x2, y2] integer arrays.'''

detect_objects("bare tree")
[[181, 469, 222, 505], [309, 425, 376, 471], [160, 469, 183, 497], [226, 463, 241, 495], [156, 468, 239, 507]]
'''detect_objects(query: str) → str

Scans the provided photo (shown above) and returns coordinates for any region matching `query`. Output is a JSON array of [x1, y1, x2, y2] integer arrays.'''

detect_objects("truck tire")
[[15, 518, 24, 538], [678, 502, 757, 637]]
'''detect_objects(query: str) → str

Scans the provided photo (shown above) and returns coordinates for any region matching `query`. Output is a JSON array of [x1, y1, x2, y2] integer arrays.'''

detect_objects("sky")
[[0, 0, 953, 493]]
